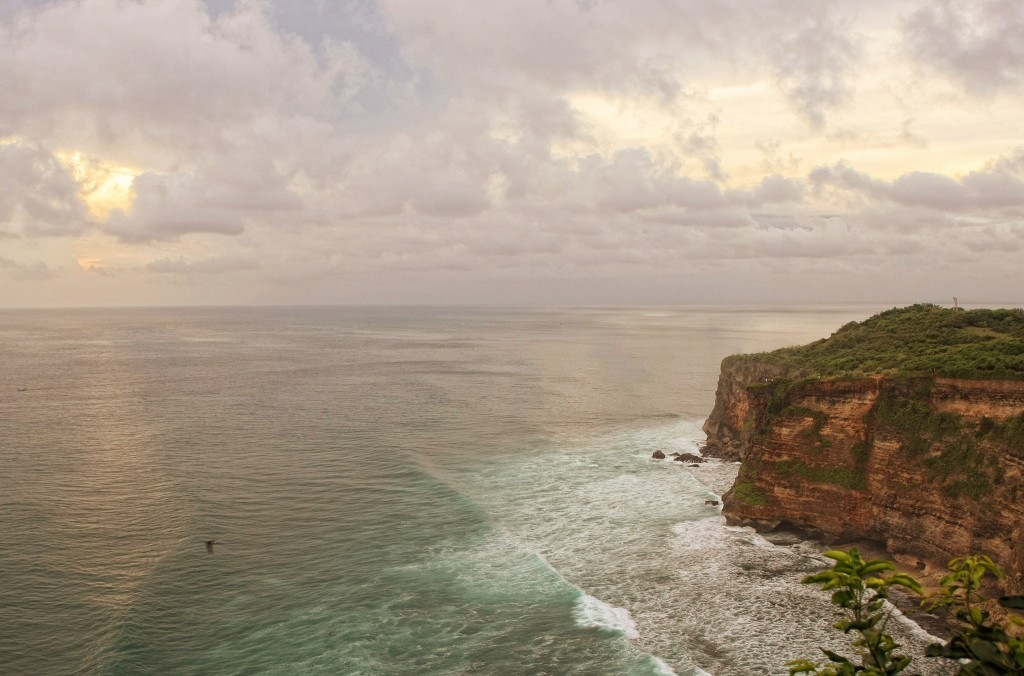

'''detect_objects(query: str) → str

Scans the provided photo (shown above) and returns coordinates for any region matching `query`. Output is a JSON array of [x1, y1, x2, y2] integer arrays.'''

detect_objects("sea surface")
[[0, 306, 950, 675]]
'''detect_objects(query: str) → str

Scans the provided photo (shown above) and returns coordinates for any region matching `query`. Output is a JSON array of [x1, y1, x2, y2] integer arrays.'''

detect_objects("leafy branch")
[[923, 555, 1024, 674], [789, 547, 922, 675], [791, 548, 1024, 675]]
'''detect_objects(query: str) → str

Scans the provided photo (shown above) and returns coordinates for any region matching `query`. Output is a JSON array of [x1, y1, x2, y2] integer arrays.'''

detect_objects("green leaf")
[[966, 637, 1002, 664], [825, 550, 853, 563], [847, 619, 872, 632], [787, 658, 820, 675], [861, 560, 896, 575], [803, 572, 835, 585], [888, 574, 923, 595], [926, 643, 954, 659], [821, 649, 852, 664], [831, 590, 854, 607]]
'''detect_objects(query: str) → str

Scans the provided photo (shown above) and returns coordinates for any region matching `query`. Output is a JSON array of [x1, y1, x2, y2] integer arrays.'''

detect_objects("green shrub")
[[792, 549, 1024, 675], [789, 548, 922, 675], [923, 555, 1024, 673], [735, 305, 1024, 380]]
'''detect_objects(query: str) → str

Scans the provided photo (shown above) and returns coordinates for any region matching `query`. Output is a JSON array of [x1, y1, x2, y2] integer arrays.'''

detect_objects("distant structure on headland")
[[953, 296, 959, 310]]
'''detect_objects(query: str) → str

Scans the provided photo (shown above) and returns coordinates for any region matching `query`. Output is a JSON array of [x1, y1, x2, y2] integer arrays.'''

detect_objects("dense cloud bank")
[[1, 0, 1022, 305]]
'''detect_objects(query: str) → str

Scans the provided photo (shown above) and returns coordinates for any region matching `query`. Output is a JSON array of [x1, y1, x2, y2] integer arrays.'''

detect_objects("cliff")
[[704, 306, 1024, 591], [701, 355, 788, 461]]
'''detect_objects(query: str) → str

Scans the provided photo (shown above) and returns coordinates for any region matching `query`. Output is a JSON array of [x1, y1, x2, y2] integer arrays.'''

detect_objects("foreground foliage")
[[923, 555, 1024, 674], [788, 548, 922, 675], [789, 549, 1024, 675]]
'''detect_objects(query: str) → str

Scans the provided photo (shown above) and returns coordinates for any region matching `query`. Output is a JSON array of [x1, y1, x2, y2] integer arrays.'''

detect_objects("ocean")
[[0, 306, 949, 675]]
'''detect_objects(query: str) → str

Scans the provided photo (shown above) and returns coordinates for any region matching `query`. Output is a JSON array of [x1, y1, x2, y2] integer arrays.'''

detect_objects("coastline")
[[690, 457, 954, 672], [704, 306, 1024, 595]]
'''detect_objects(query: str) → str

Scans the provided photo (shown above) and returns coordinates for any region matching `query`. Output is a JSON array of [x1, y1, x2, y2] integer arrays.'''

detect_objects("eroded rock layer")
[[705, 359, 1024, 591]]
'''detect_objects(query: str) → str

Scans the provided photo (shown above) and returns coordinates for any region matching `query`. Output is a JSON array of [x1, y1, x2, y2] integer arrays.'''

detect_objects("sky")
[[1, 0, 1023, 307]]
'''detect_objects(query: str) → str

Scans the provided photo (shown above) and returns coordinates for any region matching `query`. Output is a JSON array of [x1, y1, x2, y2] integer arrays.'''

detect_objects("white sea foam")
[[452, 416, 956, 675], [646, 655, 681, 675], [573, 594, 640, 639]]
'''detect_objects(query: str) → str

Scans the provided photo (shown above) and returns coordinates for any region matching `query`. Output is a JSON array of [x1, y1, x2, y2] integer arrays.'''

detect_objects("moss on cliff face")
[[984, 412, 1024, 457], [867, 378, 1004, 499], [731, 481, 769, 507], [774, 460, 867, 490]]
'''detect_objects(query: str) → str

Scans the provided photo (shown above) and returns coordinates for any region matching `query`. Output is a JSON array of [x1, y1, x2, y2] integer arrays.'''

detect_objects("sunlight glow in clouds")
[[0, 0, 1023, 307], [76, 257, 104, 272], [557, 92, 686, 159], [55, 152, 140, 218]]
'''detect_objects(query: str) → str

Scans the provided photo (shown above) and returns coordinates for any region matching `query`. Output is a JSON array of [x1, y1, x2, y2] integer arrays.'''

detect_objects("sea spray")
[[574, 594, 641, 639], [451, 417, 956, 675]]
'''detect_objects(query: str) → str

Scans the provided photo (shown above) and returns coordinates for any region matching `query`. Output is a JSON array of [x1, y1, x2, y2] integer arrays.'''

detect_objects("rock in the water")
[[705, 500, 720, 506], [652, 450, 666, 459], [673, 453, 704, 463]]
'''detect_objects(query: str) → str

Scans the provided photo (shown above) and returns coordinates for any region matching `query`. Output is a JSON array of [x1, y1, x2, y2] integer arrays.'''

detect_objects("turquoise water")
[[0, 306, 943, 675]]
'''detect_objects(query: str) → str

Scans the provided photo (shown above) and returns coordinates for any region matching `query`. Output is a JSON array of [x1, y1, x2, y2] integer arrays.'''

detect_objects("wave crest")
[[573, 594, 639, 639]]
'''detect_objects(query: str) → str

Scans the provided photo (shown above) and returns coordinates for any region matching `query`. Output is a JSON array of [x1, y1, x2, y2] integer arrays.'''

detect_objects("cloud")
[[903, 0, 1024, 96], [329, 126, 496, 219], [890, 172, 971, 209], [589, 148, 726, 213], [104, 151, 302, 241], [0, 142, 90, 236], [810, 160, 1024, 211], [0, 1, 1022, 305], [768, 12, 860, 129], [377, 0, 695, 96], [958, 171, 1024, 208], [0, 0, 372, 155], [729, 174, 805, 206], [990, 146, 1024, 175], [146, 254, 260, 274], [0, 256, 56, 280]]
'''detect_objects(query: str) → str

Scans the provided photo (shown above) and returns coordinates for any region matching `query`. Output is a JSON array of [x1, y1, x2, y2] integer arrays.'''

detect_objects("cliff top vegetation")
[[730, 304, 1024, 379]]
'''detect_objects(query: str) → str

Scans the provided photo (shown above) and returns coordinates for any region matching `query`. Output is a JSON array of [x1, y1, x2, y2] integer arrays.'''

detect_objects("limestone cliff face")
[[707, 363, 1024, 591], [701, 356, 789, 460]]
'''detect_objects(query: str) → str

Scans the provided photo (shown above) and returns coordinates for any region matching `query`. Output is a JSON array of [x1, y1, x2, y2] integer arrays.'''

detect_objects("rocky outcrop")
[[702, 356, 789, 460], [706, 362, 1024, 592]]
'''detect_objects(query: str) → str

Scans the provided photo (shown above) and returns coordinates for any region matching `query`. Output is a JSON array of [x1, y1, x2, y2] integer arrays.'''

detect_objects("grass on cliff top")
[[730, 304, 1024, 379]]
